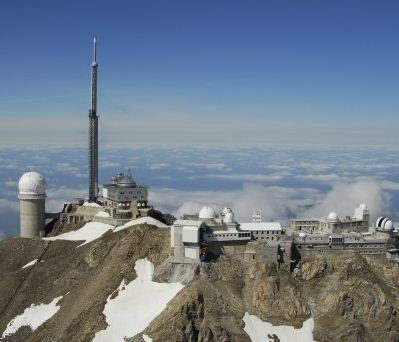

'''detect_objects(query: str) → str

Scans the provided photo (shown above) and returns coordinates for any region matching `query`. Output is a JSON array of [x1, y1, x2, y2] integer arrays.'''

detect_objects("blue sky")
[[0, 1, 398, 148], [1, 2, 399, 237]]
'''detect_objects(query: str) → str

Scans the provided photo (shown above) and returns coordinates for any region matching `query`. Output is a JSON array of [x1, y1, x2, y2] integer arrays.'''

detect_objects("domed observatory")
[[199, 206, 216, 221], [18, 172, 46, 238], [375, 216, 395, 240]]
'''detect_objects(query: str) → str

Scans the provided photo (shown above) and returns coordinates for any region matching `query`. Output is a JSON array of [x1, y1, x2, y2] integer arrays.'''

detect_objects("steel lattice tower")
[[88, 37, 99, 202]]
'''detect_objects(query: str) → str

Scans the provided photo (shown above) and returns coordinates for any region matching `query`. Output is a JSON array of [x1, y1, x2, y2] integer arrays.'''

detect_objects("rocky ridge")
[[0, 222, 398, 342]]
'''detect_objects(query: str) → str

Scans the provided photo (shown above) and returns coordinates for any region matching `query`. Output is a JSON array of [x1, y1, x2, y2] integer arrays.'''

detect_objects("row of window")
[[295, 221, 318, 225], [206, 232, 251, 239], [256, 236, 275, 240], [254, 230, 280, 235], [119, 191, 144, 195]]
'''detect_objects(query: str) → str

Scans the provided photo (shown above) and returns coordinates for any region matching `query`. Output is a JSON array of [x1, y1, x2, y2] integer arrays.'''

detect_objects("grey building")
[[291, 204, 370, 234], [99, 171, 149, 210], [171, 206, 287, 266]]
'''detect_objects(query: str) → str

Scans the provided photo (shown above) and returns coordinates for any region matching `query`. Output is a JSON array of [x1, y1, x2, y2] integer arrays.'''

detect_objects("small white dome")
[[327, 212, 338, 221], [222, 207, 232, 215], [199, 206, 216, 220], [18, 172, 46, 195], [224, 212, 234, 223], [299, 232, 306, 238]]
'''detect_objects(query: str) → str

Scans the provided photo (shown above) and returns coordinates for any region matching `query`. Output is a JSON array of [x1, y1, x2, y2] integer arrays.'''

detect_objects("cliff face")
[[0, 225, 170, 342], [0, 223, 398, 342]]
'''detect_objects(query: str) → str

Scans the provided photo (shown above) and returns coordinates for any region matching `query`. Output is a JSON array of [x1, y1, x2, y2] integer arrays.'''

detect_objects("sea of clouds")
[[1, 147, 399, 238]]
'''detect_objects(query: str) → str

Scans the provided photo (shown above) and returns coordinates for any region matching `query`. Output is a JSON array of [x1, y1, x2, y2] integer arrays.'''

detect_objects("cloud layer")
[[2, 147, 399, 237]]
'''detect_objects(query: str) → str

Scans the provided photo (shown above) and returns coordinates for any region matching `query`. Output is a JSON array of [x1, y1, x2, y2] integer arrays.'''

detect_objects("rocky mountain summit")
[[0, 221, 398, 342]]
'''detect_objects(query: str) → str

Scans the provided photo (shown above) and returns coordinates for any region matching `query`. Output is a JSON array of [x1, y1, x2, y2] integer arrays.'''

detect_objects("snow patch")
[[143, 335, 152, 342], [95, 211, 110, 218], [114, 217, 168, 232], [92, 258, 184, 342], [243, 313, 315, 342], [44, 222, 114, 247], [83, 201, 101, 208], [1, 296, 63, 338], [21, 259, 38, 269]]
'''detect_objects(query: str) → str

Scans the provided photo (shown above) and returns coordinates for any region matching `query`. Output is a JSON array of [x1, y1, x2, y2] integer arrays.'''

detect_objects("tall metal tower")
[[88, 37, 99, 202]]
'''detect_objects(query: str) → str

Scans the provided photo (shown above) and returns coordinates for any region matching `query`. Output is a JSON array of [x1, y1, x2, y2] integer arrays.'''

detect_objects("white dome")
[[18, 172, 46, 195], [199, 206, 216, 220], [224, 212, 234, 223], [222, 207, 232, 215], [299, 232, 307, 238], [384, 220, 394, 230], [327, 212, 338, 221], [376, 217, 393, 230]]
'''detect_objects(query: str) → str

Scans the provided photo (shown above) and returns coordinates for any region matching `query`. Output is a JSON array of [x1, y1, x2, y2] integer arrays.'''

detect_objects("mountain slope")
[[0, 222, 398, 342]]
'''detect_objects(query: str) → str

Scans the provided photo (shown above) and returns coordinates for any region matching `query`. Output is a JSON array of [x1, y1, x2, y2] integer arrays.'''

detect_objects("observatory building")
[[171, 206, 288, 264], [18, 172, 46, 238], [290, 204, 370, 234], [99, 170, 149, 210]]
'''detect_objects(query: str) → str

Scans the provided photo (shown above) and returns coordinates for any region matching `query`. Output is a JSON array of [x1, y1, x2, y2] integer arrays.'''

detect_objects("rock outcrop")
[[0, 223, 398, 342]]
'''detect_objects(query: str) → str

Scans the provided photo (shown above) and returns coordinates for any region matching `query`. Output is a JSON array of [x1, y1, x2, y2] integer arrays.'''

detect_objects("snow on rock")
[[21, 259, 38, 269], [83, 201, 101, 208], [243, 313, 315, 342], [44, 222, 114, 247], [114, 217, 169, 233], [1, 296, 63, 338], [143, 335, 152, 342], [95, 211, 110, 218], [92, 258, 183, 342]]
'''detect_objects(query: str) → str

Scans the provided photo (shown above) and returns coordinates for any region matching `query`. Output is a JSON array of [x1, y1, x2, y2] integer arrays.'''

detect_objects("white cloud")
[[303, 180, 390, 220], [53, 163, 80, 173], [4, 180, 17, 188], [46, 187, 86, 212], [205, 162, 226, 170], [150, 184, 321, 222], [295, 173, 343, 182], [151, 179, 392, 224], [0, 198, 19, 212], [191, 173, 286, 182], [149, 163, 169, 170], [381, 180, 399, 191], [100, 162, 121, 168]]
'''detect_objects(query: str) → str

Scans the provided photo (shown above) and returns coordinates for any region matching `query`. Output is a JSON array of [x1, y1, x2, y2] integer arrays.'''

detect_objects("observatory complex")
[[171, 204, 399, 270], [15, 38, 399, 271]]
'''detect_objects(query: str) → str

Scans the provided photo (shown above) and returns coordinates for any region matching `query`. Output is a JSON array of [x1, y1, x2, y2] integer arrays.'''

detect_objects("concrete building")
[[99, 171, 149, 210], [18, 172, 46, 238], [290, 204, 370, 234], [171, 203, 398, 271], [294, 216, 397, 259], [171, 206, 288, 266]]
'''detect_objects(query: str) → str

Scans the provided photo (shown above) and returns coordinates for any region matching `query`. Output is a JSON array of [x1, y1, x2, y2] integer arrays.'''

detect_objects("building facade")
[[99, 171, 149, 210], [291, 204, 370, 234], [171, 206, 288, 266]]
